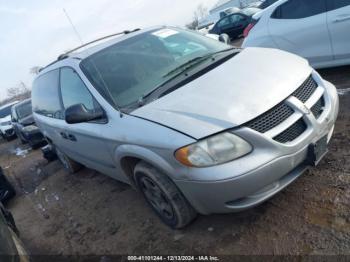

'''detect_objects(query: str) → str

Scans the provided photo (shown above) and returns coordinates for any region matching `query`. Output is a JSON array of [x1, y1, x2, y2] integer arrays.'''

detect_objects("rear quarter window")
[[32, 69, 63, 119]]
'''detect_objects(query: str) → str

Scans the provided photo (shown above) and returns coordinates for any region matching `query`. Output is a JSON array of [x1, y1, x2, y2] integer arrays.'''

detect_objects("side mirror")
[[219, 33, 231, 45], [65, 104, 104, 124]]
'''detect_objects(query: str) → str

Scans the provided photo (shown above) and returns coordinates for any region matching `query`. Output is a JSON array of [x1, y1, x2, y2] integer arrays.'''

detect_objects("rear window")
[[272, 0, 326, 19], [0, 105, 13, 118], [32, 69, 63, 119]]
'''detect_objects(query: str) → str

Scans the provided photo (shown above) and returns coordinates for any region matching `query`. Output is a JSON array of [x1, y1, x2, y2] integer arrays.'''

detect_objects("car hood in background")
[[132, 47, 312, 139], [19, 115, 35, 126], [0, 115, 11, 124]]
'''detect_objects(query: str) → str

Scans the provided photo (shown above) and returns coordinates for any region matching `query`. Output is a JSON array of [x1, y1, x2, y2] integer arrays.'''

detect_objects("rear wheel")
[[17, 132, 27, 144], [134, 161, 197, 229], [55, 147, 83, 174]]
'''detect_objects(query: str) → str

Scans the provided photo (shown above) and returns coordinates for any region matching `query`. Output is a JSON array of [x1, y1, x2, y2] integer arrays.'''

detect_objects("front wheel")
[[134, 161, 197, 229]]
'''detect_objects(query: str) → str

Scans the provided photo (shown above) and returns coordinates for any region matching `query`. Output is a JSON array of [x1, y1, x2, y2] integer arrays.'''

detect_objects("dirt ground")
[[1, 65, 350, 257]]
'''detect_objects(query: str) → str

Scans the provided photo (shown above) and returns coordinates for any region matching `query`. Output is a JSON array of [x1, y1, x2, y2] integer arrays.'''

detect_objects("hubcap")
[[140, 177, 174, 220]]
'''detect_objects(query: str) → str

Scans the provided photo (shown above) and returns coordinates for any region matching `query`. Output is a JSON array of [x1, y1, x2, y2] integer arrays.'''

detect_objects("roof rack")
[[57, 28, 141, 60], [39, 28, 141, 73]]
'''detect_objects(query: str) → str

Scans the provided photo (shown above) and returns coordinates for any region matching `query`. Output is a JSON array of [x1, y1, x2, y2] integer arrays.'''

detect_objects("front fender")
[[114, 144, 177, 180]]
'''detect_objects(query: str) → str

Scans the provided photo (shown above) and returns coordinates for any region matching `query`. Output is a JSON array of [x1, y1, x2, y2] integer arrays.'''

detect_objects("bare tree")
[[186, 4, 209, 30], [0, 82, 31, 106]]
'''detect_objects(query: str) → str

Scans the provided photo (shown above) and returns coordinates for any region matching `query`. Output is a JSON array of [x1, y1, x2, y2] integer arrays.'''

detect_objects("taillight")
[[243, 19, 258, 38]]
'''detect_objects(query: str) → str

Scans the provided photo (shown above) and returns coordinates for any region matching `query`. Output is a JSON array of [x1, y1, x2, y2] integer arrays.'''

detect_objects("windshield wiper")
[[137, 47, 237, 106], [163, 47, 237, 79]]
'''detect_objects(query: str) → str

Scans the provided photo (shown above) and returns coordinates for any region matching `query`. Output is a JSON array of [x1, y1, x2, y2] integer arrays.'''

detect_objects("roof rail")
[[38, 28, 141, 73], [57, 28, 141, 60]]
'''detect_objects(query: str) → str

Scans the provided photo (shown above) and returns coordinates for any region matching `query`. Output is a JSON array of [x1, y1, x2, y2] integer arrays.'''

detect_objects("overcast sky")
[[0, 0, 217, 100]]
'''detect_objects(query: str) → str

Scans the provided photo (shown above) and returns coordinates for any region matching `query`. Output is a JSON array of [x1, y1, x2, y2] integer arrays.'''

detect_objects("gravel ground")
[[0, 63, 349, 257]]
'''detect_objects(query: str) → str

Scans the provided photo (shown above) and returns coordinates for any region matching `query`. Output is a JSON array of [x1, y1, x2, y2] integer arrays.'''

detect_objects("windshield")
[[0, 105, 13, 118], [16, 101, 32, 119], [81, 27, 230, 108]]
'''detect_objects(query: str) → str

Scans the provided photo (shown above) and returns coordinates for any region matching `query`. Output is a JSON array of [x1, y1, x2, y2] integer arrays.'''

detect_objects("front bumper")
[[1, 126, 15, 138], [175, 77, 339, 215]]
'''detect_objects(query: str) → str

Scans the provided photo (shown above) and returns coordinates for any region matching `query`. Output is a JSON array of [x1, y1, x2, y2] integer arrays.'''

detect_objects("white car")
[[243, 0, 350, 69], [0, 101, 18, 141]]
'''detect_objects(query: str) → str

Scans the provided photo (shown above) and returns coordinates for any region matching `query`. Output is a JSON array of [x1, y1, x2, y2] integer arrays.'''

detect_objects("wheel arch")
[[115, 145, 176, 187]]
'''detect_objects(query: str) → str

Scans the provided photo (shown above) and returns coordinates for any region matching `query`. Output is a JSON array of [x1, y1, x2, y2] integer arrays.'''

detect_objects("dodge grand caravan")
[[32, 26, 339, 228]]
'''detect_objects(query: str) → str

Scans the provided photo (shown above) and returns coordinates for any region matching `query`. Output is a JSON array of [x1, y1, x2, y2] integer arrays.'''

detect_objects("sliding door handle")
[[67, 134, 77, 141]]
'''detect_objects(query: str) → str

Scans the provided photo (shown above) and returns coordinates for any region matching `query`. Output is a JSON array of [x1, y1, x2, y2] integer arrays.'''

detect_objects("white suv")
[[0, 101, 18, 141], [243, 0, 350, 68]]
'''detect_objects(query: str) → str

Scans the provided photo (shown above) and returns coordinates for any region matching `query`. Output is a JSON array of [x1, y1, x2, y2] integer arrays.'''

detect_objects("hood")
[[0, 115, 11, 123], [132, 47, 312, 139], [19, 114, 35, 126]]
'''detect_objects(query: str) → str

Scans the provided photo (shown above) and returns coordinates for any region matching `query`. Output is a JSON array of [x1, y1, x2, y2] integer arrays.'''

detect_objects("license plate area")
[[307, 135, 328, 166]]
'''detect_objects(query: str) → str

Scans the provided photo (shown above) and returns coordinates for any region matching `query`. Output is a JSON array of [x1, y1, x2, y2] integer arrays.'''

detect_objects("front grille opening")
[[292, 75, 318, 103], [311, 97, 325, 119], [273, 119, 307, 143], [246, 103, 294, 133]]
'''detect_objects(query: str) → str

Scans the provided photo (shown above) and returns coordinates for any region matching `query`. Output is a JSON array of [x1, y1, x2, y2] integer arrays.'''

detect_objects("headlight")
[[22, 125, 39, 132], [0, 121, 11, 126], [175, 132, 252, 167]]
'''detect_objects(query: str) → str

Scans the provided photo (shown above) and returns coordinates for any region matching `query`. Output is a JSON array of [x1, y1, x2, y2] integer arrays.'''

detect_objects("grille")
[[5, 129, 14, 135], [246, 102, 294, 133], [292, 75, 318, 103], [311, 97, 325, 119], [273, 119, 307, 143]]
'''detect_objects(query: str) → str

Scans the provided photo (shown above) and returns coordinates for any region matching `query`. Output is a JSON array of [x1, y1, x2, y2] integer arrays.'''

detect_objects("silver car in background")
[[32, 26, 339, 228]]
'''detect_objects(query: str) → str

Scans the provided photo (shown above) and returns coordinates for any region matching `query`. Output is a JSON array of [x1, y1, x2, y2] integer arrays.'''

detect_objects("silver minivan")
[[32, 26, 339, 228]]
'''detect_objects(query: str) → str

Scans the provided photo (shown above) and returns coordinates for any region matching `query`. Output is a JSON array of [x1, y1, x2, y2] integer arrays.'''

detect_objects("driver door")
[[58, 67, 114, 173]]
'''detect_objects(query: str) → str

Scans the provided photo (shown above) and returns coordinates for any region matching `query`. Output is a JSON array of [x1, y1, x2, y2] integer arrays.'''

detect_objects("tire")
[[55, 147, 83, 174], [134, 161, 197, 229], [18, 132, 27, 144]]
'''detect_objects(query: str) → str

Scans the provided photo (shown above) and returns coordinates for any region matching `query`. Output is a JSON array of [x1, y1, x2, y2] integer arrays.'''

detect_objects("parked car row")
[[0, 99, 47, 148], [243, 0, 350, 69]]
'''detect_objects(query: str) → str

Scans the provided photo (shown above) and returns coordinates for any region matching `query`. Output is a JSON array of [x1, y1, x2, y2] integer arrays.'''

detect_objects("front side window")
[[16, 101, 32, 120], [80, 28, 229, 108], [272, 0, 326, 19], [32, 69, 62, 119], [59, 68, 98, 112]]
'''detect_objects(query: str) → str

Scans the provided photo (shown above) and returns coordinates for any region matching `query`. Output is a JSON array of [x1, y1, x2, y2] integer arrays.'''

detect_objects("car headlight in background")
[[22, 125, 39, 133], [175, 132, 252, 167], [0, 121, 12, 126]]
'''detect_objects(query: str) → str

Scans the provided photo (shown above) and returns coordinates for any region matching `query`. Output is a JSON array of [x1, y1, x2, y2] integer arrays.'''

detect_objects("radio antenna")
[[63, 8, 84, 45]]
